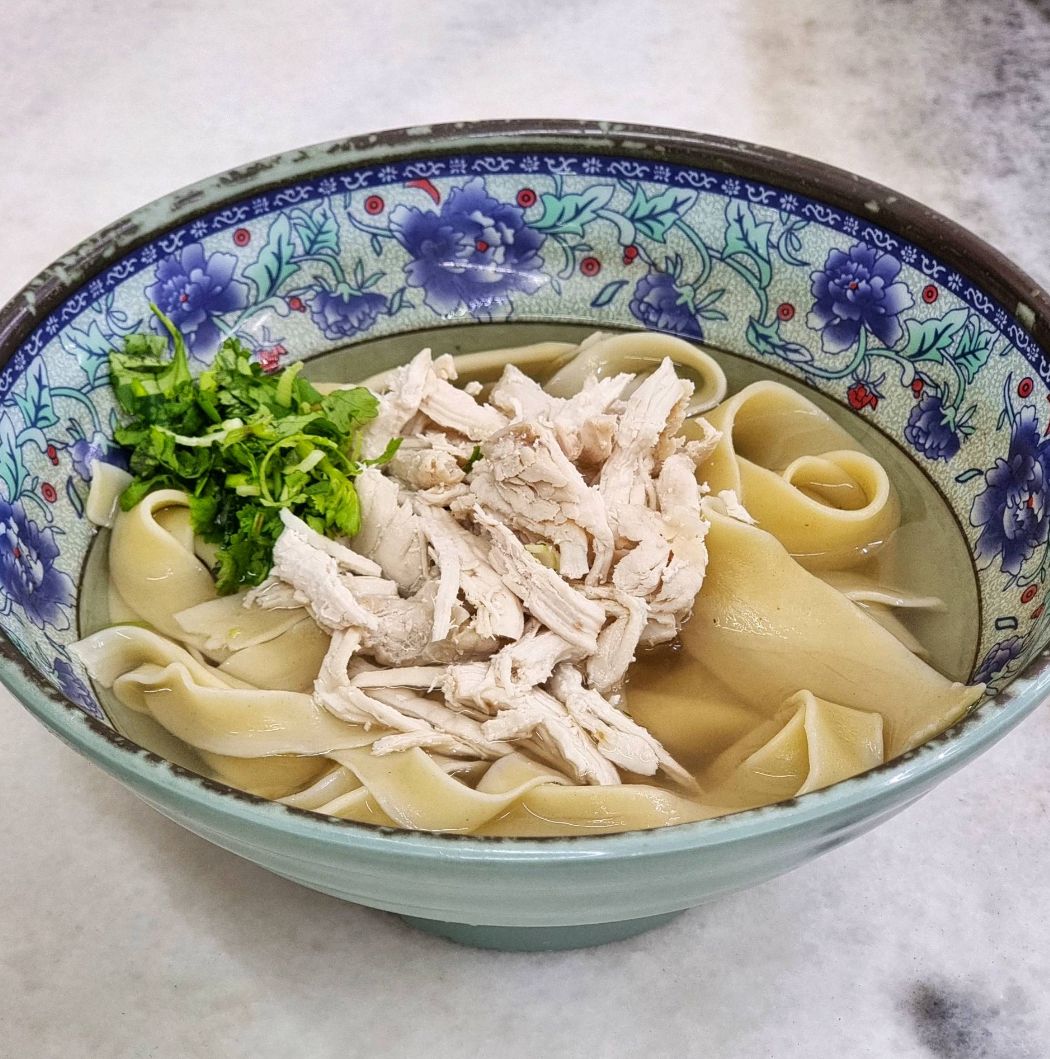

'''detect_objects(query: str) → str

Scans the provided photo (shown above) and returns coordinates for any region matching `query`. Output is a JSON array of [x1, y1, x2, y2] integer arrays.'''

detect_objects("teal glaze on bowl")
[[3, 120, 1050, 950]]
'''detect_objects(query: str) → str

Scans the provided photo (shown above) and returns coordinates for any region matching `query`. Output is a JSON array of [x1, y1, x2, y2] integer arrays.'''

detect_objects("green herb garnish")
[[463, 444, 483, 472], [110, 307, 398, 594]]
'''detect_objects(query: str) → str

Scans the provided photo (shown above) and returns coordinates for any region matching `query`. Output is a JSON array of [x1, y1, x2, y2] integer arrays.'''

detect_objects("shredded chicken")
[[388, 436, 466, 492], [470, 419, 615, 580], [415, 504, 525, 641], [353, 468, 428, 592], [599, 357, 693, 529], [246, 343, 713, 788], [473, 507, 606, 654]]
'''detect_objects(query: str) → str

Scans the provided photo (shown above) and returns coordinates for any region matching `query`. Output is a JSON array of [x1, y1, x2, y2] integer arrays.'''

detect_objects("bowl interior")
[[1, 125, 1045, 763]]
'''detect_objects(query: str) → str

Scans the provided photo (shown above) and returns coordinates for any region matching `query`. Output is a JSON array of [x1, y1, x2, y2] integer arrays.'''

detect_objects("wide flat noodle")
[[273, 747, 715, 836], [702, 691, 884, 808], [328, 747, 567, 832], [818, 570, 945, 659], [73, 626, 379, 757], [474, 751, 719, 835], [322, 748, 716, 836], [174, 593, 308, 659], [544, 331, 727, 415], [197, 751, 329, 799], [702, 381, 900, 570], [280, 765, 364, 810], [682, 512, 983, 757], [218, 618, 331, 693], [109, 489, 218, 639]]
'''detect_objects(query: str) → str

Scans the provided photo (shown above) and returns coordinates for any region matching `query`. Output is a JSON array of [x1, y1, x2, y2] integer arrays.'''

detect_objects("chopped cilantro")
[[109, 307, 395, 594], [464, 444, 483, 472]]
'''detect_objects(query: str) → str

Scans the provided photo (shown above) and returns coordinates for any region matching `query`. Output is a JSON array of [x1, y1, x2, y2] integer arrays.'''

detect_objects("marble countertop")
[[3, 2, 1050, 1056]]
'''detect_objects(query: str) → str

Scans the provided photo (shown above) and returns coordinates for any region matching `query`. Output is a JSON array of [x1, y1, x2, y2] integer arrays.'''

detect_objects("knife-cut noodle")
[[74, 332, 983, 835]]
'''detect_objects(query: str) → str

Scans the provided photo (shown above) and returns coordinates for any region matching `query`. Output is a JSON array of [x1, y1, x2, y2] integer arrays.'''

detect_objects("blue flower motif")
[[629, 272, 703, 339], [971, 406, 1050, 576], [70, 431, 128, 482], [145, 243, 249, 359], [54, 656, 96, 712], [974, 636, 1024, 685], [905, 394, 961, 462], [808, 243, 913, 352], [389, 178, 546, 318], [308, 286, 388, 340], [0, 498, 74, 630]]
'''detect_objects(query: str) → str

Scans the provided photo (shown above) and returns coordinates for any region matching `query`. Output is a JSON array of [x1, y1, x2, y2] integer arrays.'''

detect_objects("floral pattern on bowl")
[[3, 147, 1049, 721]]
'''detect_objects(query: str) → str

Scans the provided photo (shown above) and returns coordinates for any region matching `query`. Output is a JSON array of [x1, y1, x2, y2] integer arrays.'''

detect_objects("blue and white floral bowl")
[[4, 120, 1050, 951]]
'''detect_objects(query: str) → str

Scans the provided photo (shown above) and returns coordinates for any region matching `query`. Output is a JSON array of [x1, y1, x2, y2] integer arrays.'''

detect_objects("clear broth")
[[80, 325, 981, 786]]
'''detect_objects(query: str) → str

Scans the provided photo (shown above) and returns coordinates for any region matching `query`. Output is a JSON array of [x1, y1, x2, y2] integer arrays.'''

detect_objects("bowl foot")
[[398, 910, 684, 951]]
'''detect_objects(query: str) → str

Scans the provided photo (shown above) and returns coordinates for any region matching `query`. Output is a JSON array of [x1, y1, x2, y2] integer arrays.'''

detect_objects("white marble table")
[[3, 2, 1050, 1055]]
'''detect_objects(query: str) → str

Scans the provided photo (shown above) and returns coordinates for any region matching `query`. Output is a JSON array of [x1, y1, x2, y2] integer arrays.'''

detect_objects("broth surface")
[[79, 326, 981, 802]]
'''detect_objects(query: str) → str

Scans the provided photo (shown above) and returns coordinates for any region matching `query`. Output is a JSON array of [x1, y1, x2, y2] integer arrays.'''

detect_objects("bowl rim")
[[3, 117, 1050, 861]]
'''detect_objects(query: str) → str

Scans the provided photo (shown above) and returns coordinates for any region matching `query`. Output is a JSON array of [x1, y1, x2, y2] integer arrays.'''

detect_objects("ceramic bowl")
[[3, 120, 1050, 952]]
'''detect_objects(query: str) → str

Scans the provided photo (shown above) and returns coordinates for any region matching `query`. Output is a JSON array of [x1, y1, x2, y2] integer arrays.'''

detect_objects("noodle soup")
[[75, 328, 983, 836]]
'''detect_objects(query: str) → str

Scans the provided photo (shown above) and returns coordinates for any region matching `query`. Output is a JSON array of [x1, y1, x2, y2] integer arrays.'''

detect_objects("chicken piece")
[[488, 363, 562, 422], [612, 535, 671, 597], [443, 659, 620, 784], [351, 665, 447, 692], [442, 660, 499, 715], [266, 529, 378, 633], [582, 588, 649, 693], [358, 590, 440, 667], [471, 420, 615, 581], [388, 436, 466, 492], [480, 687, 620, 786], [437, 625, 578, 702], [360, 348, 434, 459], [657, 453, 705, 523], [599, 357, 694, 525], [717, 488, 756, 524], [345, 575, 399, 597], [416, 504, 525, 641], [313, 627, 370, 723], [639, 612, 680, 647], [490, 621, 581, 689], [278, 508, 382, 576], [650, 556, 706, 625], [487, 364, 631, 467], [353, 468, 429, 592], [245, 576, 304, 611], [650, 454, 711, 619], [548, 665, 696, 788], [683, 416, 722, 468], [428, 535, 460, 642], [364, 684, 512, 760], [473, 507, 606, 654], [247, 571, 395, 613], [415, 483, 472, 508], [422, 622, 502, 665], [315, 634, 502, 758], [418, 356, 509, 440], [422, 430, 478, 460], [552, 373, 634, 464], [572, 416, 618, 468], [357, 580, 499, 667], [607, 503, 672, 597]]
